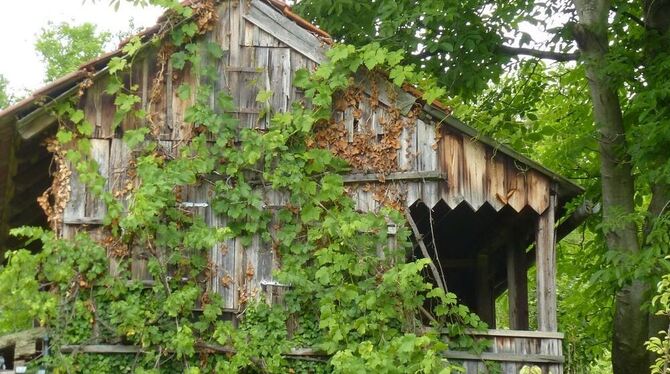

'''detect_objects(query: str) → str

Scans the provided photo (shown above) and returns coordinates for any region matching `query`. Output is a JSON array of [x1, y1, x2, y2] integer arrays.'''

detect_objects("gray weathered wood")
[[507, 243, 529, 330], [536, 188, 558, 332], [245, 0, 327, 64], [342, 171, 446, 184], [0, 328, 44, 359], [61, 345, 142, 354], [63, 139, 110, 224], [475, 254, 495, 327], [443, 351, 564, 363]]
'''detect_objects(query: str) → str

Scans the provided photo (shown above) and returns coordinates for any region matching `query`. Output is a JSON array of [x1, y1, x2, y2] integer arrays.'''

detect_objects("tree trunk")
[[642, 1, 670, 366], [572, 0, 647, 372]]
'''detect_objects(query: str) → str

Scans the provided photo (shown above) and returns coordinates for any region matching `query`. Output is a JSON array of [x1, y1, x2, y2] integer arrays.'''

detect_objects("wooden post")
[[506, 243, 529, 330], [536, 188, 557, 332], [476, 254, 495, 328]]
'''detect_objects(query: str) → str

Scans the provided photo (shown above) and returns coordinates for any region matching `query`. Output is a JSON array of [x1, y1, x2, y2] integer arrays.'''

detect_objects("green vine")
[[2, 2, 487, 373]]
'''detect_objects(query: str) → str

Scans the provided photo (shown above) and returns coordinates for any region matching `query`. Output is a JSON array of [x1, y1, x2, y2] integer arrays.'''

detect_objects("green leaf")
[[171, 52, 188, 70], [108, 57, 128, 74], [181, 22, 198, 38], [122, 36, 143, 56], [294, 69, 311, 88], [177, 84, 191, 100], [256, 90, 273, 103], [301, 203, 321, 223], [206, 42, 225, 59], [56, 130, 73, 144], [70, 109, 85, 124]]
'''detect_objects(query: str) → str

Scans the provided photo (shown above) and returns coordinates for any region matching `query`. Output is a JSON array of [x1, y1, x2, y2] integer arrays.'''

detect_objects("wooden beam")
[[442, 351, 563, 363], [343, 171, 447, 184], [245, 0, 327, 64], [61, 345, 141, 354], [61, 344, 329, 358], [536, 187, 558, 332], [475, 254, 495, 327], [460, 328, 564, 339], [507, 243, 529, 330]]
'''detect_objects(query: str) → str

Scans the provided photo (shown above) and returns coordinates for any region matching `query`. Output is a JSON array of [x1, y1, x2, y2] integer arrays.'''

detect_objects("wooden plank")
[[442, 351, 563, 363], [234, 236, 245, 309], [63, 160, 86, 224], [238, 46, 264, 128], [344, 106, 355, 143], [415, 118, 437, 172], [398, 120, 415, 171], [526, 169, 551, 215], [109, 138, 133, 208], [210, 213, 236, 309], [505, 158, 528, 213], [163, 58, 174, 138], [422, 181, 440, 209], [61, 345, 141, 354], [131, 243, 150, 281], [269, 48, 292, 115], [85, 139, 110, 220], [290, 50, 309, 103], [439, 131, 464, 208], [228, 0, 242, 126], [245, 0, 327, 64], [173, 67, 198, 140], [458, 329, 564, 340], [475, 254, 495, 327], [536, 189, 557, 332], [241, 21, 286, 47], [342, 171, 446, 183], [83, 82, 104, 138], [405, 182, 421, 207], [462, 138, 486, 211], [63, 139, 110, 224], [507, 243, 529, 330], [485, 150, 506, 211]]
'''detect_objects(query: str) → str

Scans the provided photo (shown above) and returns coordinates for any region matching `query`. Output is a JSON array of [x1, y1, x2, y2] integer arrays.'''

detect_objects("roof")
[[0, 0, 582, 198]]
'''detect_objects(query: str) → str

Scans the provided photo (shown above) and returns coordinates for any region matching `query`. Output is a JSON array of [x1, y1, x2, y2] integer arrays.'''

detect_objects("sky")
[[0, 0, 164, 96]]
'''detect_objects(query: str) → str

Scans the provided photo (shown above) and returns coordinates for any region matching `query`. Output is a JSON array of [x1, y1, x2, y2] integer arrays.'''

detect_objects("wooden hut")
[[0, 0, 585, 372]]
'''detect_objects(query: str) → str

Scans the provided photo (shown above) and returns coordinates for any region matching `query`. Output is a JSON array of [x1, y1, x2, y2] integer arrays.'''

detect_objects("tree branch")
[[498, 45, 580, 61], [610, 6, 646, 28]]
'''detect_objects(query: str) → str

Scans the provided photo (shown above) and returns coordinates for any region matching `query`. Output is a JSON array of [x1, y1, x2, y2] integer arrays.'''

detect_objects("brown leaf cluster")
[[313, 86, 412, 175], [38, 138, 72, 233]]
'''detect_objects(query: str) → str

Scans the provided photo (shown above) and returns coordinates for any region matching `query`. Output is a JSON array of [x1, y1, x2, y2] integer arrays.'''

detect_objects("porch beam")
[[475, 254, 495, 328], [536, 186, 558, 331], [507, 242, 529, 330]]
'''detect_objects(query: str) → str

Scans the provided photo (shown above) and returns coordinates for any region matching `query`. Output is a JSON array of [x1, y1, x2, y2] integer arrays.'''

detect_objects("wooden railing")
[[444, 329, 563, 374]]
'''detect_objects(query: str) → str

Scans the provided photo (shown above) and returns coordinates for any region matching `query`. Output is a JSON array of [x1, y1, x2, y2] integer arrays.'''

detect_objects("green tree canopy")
[[35, 22, 111, 82]]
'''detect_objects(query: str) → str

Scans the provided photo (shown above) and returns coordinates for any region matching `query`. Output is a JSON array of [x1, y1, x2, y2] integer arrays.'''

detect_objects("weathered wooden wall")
[[60, 0, 556, 312], [61, 0, 321, 313]]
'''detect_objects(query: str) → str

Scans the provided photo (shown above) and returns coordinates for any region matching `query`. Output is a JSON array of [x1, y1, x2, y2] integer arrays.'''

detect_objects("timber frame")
[[0, 1, 585, 372]]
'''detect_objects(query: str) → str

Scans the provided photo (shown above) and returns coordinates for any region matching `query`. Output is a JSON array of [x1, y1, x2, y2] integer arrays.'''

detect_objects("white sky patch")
[[0, 0, 164, 96]]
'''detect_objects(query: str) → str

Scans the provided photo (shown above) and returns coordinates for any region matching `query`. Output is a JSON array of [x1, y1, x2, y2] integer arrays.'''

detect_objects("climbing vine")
[[2, 1, 487, 372]]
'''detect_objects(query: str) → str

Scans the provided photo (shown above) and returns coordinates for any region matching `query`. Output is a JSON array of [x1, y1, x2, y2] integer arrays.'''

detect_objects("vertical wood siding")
[[64, 0, 555, 315]]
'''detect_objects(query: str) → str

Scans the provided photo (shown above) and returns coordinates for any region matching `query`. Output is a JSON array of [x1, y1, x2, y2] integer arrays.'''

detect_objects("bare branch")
[[498, 45, 580, 61]]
